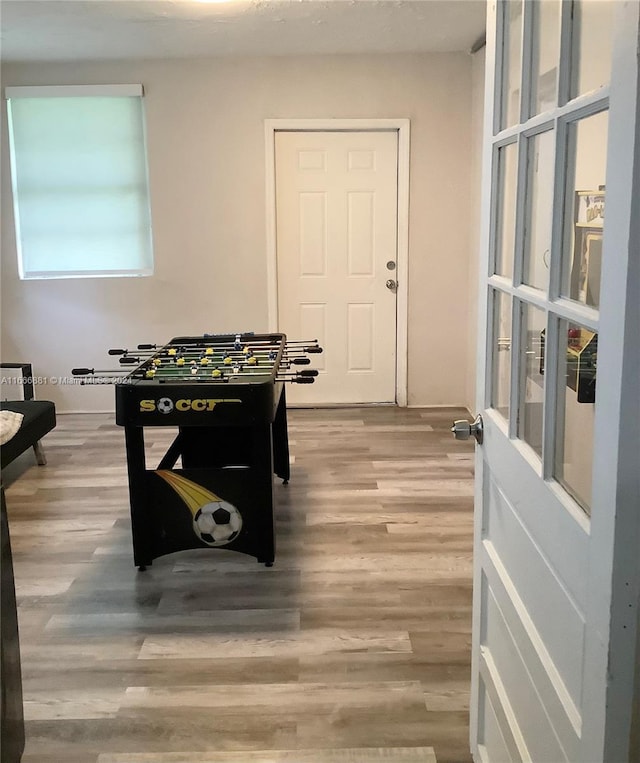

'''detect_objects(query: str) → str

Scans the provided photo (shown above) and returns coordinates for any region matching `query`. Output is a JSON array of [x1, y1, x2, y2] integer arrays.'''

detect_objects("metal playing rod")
[[128, 359, 313, 373], [72, 368, 130, 376], [128, 367, 319, 378], [127, 371, 319, 382], [118, 358, 317, 374], [196, 338, 320, 348], [118, 350, 319, 362], [109, 339, 321, 355], [113, 351, 321, 367], [108, 340, 322, 357], [114, 347, 322, 362]]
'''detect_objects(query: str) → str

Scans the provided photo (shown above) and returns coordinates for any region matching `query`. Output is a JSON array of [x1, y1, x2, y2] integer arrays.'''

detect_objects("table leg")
[[123, 426, 153, 570], [1, 486, 25, 763], [252, 424, 276, 566], [272, 387, 290, 484]]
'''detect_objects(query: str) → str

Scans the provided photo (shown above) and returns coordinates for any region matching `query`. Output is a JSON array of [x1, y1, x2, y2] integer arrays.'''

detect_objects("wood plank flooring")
[[3, 406, 475, 763]]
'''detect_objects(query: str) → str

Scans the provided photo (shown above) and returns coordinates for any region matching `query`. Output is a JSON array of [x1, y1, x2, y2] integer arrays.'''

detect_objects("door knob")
[[386, 279, 397, 290], [451, 414, 483, 444]]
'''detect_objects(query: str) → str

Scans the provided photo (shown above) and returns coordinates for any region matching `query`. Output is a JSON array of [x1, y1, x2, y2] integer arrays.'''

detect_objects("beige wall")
[[465, 47, 486, 413], [1, 53, 473, 412]]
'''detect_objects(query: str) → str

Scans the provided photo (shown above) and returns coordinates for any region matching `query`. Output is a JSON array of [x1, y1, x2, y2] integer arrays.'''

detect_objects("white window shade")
[[5, 85, 153, 279]]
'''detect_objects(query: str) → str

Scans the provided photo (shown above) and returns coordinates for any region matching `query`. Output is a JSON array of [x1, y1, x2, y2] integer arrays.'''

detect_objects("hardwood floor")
[[3, 406, 475, 763]]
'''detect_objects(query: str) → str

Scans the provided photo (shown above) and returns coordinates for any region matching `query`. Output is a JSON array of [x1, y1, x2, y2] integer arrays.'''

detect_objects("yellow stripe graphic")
[[155, 470, 220, 518]]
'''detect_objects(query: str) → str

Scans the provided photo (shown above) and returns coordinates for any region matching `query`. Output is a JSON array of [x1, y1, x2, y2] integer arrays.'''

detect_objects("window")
[[5, 84, 153, 279]]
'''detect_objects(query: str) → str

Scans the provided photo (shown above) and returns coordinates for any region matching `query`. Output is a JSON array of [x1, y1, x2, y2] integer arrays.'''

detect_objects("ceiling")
[[0, 0, 487, 63]]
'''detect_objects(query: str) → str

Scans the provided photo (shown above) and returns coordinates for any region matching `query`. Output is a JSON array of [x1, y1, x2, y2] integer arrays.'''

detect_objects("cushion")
[[0, 411, 24, 445], [0, 401, 56, 469]]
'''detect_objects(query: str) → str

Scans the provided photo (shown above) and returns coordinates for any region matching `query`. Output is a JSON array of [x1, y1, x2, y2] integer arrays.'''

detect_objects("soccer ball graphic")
[[193, 501, 242, 546], [157, 397, 174, 414]]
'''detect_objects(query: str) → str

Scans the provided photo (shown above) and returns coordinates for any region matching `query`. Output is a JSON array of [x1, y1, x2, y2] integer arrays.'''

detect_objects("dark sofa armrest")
[[1, 363, 35, 401]]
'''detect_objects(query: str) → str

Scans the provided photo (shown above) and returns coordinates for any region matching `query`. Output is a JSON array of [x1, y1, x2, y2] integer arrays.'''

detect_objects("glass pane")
[[555, 320, 597, 514], [500, 0, 523, 129], [495, 142, 518, 279], [523, 129, 554, 291], [491, 290, 512, 420], [561, 110, 608, 307], [7, 95, 153, 278], [518, 303, 546, 457], [530, 0, 560, 116], [570, 0, 614, 98]]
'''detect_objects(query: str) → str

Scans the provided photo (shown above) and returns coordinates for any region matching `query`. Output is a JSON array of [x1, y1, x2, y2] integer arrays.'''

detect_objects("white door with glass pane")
[[465, 1, 640, 760], [274, 130, 399, 405]]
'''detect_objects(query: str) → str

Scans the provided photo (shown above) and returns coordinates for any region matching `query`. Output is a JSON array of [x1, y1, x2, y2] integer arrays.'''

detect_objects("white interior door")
[[274, 130, 398, 405], [468, 1, 640, 760]]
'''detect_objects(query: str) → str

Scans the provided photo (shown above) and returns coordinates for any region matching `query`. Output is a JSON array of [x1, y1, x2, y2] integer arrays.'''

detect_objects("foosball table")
[[73, 332, 322, 569]]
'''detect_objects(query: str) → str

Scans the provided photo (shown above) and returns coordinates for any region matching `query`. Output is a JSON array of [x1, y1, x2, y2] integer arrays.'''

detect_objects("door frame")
[[264, 118, 410, 406]]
